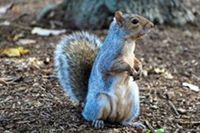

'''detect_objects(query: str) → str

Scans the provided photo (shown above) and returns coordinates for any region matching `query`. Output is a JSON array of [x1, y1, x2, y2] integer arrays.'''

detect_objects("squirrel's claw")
[[132, 71, 142, 81], [121, 121, 146, 129], [92, 120, 104, 129], [129, 68, 141, 80], [132, 122, 146, 129]]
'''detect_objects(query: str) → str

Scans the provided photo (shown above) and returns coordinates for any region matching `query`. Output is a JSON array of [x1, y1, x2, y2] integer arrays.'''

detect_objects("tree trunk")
[[37, 0, 195, 29]]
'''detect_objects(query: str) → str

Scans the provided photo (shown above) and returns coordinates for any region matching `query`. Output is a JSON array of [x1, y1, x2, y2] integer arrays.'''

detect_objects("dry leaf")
[[31, 27, 66, 36], [148, 68, 165, 74], [0, 21, 10, 26], [148, 68, 173, 79], [27, 57, 44, 68], [18, 39, 36, 45], [154, 68, 165, 74], [13, 33, 24, 41], [162, 39, 169, 44], [182, 82, 199, 92], [2, 48, 20, 56], [0, 3, 13, 16], [163, 71, 174, 79], [2, 47, 29, 57], [177, 108, 187, 114], [166, 91, 174, 100]]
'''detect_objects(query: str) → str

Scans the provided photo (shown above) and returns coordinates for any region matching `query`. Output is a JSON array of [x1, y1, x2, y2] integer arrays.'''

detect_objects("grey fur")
[[55, 31, 102, 102], [55, 17, 145, 128], [82, 20, 140, 122]]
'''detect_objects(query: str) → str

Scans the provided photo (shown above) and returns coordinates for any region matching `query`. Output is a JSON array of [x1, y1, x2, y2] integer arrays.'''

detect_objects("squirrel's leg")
[[82, 93, 111, 129], [121, 81, 146, 129]]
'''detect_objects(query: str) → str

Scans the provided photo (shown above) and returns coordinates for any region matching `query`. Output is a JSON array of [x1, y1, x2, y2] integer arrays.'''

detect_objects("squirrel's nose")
[[147, 21, 154, 29], [150, 22, 154, 28], [144, 22, 154, 31]]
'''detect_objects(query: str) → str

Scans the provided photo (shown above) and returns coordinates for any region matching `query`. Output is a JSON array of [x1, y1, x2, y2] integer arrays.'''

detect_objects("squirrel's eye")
[[131, 19, 139, 24]]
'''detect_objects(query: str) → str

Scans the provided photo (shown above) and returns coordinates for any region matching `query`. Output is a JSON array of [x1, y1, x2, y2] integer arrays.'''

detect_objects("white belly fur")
[[106, 72, 139, 123]]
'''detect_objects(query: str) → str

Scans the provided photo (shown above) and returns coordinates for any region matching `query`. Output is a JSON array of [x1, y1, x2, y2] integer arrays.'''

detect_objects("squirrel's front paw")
[[132, 71, 142, 80], [134, 62, 142, 73], [92, 120, 104, 129], [129, 68, 141, 80], [133, 63, 142, 80]]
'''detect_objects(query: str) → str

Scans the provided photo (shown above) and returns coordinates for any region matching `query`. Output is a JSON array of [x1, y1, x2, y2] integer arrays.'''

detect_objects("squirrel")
[[54, 11, 154, 129]]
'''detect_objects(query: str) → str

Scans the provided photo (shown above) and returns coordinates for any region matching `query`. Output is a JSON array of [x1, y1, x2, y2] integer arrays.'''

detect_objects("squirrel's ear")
[[115, 11, 124, 27]]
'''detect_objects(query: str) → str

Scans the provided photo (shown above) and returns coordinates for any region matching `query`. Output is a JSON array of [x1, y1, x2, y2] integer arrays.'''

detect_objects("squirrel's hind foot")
[[121, 121, 146, 129], [92, 120, 104, 129]]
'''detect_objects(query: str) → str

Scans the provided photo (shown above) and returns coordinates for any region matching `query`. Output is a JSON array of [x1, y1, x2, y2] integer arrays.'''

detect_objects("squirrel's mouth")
[[136, 33, 143, 38], [138, 27, 153, 38], [136, 32, 148, 39]]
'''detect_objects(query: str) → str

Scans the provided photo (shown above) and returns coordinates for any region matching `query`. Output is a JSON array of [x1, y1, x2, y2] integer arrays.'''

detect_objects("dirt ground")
[[0, 0, 200, 133]]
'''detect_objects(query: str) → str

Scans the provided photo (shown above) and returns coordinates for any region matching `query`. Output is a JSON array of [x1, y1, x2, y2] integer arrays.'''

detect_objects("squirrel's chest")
[[122, 41, 135, 67], [107, 74, 135, 123]]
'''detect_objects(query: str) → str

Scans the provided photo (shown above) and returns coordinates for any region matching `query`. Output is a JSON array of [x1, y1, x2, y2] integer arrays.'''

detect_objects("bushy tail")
[[54, 32, 102, 102]]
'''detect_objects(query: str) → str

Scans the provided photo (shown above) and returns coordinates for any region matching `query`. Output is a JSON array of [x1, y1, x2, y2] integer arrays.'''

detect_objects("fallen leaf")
[[151, 105, 158, 109], [184, 30, 192, 38], [2, 48, 20, 57], [142, 69, 148, 77], [166, 91, 174, 100], [148, 68, 165, 74], [182, 82, 199, 92], [148, 68, 173, 79], [177, 108, 187, 114], [144, 130, 151, 133], [0, 21, 10, 26], [31, 27, 66, 36], [2, 47, 29, 57], [27, 57, 44, 68], [13, 33, 24, 41], [162, 39, 169, 44], [17, 47, 29, 55], [17, 39, 36, 45], [162, 71, 173, 79], [0, 3, 13, 16], [154, 68, 165, 74], [155, 129, 164, 133]]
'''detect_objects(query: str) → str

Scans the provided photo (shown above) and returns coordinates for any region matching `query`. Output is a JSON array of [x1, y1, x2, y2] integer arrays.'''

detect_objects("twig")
[[174, 129, 180, 133], [145, 120, 155, 133], [168, 100, 180, 116], [140, 88, 161, 91], [178, 120, 200, 125], [0, 78, 7, 85]]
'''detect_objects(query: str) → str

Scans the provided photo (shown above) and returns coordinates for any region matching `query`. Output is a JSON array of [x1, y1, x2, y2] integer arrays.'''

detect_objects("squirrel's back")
[[54, 32, 102, 102]]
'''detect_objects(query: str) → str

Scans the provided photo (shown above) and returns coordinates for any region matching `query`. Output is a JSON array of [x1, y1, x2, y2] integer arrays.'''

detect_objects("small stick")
[[145, 120, 155, 133], [0, 78, 7, 84], [140, 88, 161, 91], [174, 129, 180, 133], [178, 120, 200, 125], [168, 100, 180, 116]]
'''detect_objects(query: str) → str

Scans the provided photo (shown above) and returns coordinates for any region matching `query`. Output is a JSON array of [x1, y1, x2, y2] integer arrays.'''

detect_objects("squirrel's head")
[[115, 11, 154, 40]]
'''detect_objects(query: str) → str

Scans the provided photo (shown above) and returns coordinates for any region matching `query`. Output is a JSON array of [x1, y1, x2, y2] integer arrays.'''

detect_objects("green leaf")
[[155, 129, 164, 133], [144, 130, 151, 133]]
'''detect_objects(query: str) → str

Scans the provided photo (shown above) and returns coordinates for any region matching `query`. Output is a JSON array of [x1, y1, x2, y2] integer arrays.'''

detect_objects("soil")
[[0, 0, 200, 133]]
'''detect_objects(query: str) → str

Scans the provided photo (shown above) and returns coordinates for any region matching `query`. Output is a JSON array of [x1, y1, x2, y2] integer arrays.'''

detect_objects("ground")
[[0, 0, 200, 133]]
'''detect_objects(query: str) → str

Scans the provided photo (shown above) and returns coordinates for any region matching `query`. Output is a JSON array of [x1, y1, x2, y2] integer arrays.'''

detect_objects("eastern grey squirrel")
[[54, 11, 154, 129]]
